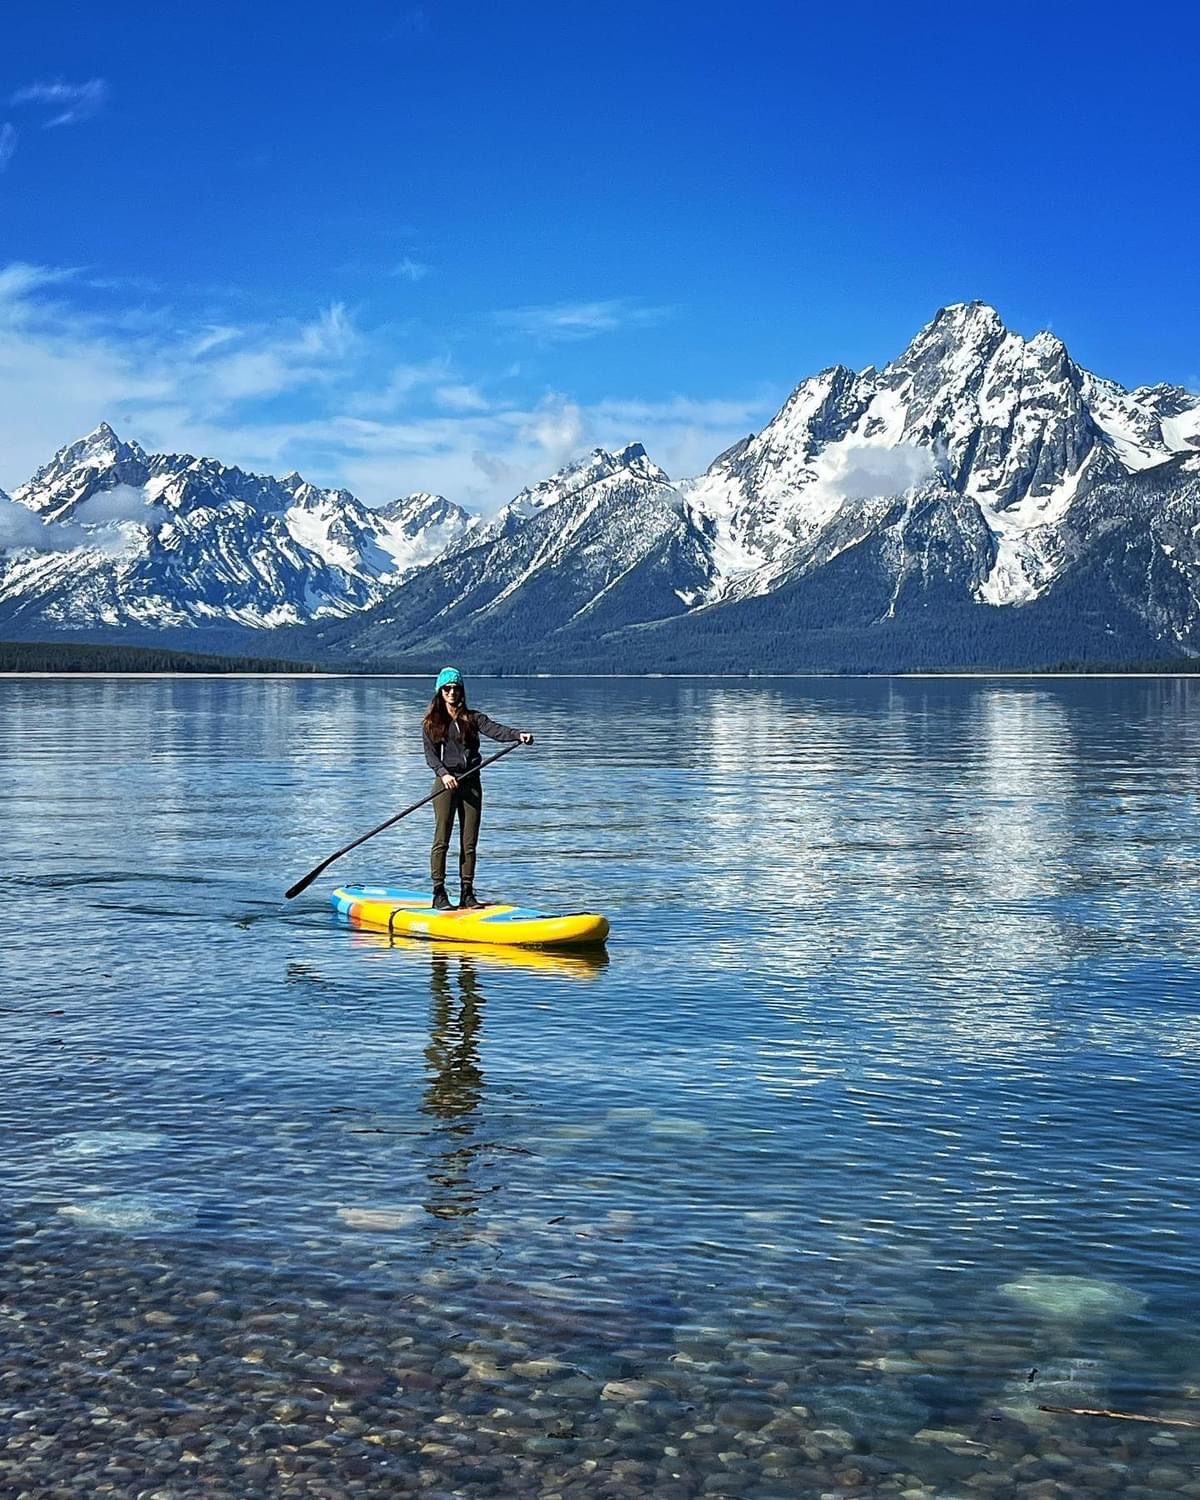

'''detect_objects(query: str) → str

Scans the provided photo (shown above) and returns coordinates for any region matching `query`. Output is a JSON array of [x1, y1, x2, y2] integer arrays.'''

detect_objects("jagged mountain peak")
[[378, 490, 454, 519], [930, 299, 1005, 329], [17, 423, 146, 502], [891, 302, 1012, 380], [683, 301, 1200, 613], [1130, 383, 1200, 421], [63, 421, 144, 465], [492, 442, 672, 532], [564, 441, 669, 484]]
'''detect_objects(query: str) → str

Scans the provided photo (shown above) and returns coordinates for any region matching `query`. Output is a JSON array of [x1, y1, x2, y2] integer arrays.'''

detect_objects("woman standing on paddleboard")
[[422, 667, 534, 910]]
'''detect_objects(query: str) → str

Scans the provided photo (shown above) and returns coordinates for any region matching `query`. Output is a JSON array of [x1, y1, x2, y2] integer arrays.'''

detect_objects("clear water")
[[2, 675, 1199, 1498]]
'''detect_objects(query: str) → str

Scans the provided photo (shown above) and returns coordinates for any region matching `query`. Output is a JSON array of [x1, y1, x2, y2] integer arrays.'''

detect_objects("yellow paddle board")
[[332, 885, 609, 949]]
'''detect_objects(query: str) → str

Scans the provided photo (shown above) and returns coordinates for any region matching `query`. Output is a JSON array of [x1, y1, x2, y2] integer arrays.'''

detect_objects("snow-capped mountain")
[[0, 425, 472, 638], [683, 301, 1200, 610], [4, 303, 1199, 670], [310, 303, 1200, 670], [307, 442, 715, 662]]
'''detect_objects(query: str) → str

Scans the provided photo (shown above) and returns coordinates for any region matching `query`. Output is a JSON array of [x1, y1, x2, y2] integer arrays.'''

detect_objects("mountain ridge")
[[2, 302, 1198, 669]]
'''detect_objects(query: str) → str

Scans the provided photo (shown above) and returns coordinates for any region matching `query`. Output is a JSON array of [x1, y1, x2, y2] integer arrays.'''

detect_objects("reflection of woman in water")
[[421, 953, 486, 1221]]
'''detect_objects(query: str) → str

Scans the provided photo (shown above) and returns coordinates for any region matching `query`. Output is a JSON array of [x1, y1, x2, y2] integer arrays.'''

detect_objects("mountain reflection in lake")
[[2, 674, 1199, 1497]]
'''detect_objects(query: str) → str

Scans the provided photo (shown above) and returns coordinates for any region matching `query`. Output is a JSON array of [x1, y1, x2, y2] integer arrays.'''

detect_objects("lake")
[[2, 674, 1199, 1498]]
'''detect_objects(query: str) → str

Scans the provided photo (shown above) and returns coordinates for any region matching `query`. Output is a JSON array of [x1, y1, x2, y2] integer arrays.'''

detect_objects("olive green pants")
[[430, 778, 483, 886]]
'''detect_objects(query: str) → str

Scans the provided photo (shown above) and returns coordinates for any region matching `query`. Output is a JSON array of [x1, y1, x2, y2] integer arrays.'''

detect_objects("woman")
[[422, 667, 534, 910]]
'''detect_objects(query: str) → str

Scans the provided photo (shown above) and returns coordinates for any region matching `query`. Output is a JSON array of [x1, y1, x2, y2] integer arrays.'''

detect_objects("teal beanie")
[[435, 666, 462, 690]]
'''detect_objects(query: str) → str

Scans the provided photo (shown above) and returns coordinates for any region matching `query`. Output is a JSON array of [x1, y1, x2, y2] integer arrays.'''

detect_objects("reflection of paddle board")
[[347, 928, 609, 977], [332, 885, 610, 949]]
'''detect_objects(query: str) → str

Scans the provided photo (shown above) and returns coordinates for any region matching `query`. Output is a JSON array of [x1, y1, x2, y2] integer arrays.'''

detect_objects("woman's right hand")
[[441, 772, 458, 790]]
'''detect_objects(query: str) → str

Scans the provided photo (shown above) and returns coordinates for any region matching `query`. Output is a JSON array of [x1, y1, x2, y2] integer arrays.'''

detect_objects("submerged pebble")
[[50, 1129, 167, 1158], [999, 1272, 1148, 1322], [55, 1193, 196, 1233], [335, 1205, 423, 1230]]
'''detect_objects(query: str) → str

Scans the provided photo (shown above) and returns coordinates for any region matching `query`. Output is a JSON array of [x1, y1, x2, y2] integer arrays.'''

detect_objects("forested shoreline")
[[0, 641, 320, 674], [4, 638, 1198, 677]]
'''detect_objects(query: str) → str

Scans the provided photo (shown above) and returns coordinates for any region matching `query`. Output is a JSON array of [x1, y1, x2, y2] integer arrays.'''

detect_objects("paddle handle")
[[284, 741, 523, 900]]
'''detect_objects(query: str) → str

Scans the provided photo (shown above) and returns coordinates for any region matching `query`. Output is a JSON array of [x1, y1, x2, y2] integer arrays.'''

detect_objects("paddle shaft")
[[284, 741, 522, 900]]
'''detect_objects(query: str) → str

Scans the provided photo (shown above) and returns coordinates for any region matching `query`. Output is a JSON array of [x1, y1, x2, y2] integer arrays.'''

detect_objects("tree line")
[[0, 641, 321, 674]]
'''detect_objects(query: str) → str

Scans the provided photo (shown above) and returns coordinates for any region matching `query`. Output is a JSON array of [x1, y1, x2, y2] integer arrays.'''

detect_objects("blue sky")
[[1, 0, 1196, 508]]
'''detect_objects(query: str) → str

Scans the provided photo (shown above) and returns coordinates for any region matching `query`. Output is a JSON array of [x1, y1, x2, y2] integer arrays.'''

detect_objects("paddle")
[[284, 741, 523, 900]]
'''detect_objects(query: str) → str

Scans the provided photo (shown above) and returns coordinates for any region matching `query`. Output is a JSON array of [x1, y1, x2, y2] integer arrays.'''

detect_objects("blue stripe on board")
[[479, 908, 564, 922], [351, 886, 428, 903], [339, 884, 561, 919], [334, 885, 588, 924]]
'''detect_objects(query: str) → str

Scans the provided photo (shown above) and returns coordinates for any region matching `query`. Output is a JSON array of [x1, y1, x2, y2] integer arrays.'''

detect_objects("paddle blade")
[[285, 864, 326, 900]]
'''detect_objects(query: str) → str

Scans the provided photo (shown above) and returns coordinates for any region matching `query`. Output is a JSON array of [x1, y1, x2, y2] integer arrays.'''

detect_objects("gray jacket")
[[423, 711, 521, 777]]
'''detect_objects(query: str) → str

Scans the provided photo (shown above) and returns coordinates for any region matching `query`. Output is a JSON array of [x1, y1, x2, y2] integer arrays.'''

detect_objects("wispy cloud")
[[10, 78, 109, 128], [200, 303, 359, 401], [518, 396, 584, 461], [72, 483, 156, 525], [435, 383, 489, 412], [495, 298, 672, 344], [390, 257, 429, 282], [189, 325, 241, 357], [347, 358, 452, 416], [0, 123, 15, 171], [0, 262, 775, 512], [0, 261, 78, 307]]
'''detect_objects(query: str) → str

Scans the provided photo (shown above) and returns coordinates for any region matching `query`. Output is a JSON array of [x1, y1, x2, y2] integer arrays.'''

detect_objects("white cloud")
[[185, 303, 359, 402], [0, 492, 58, 550], [495, 298, 671, 343], [349, 358, 452, 416], [519, 396, 585, 463], [0, 261, 77, 306], [189, 325, 241, 357], [294, 302, 357, 359], [819, 440, 937, 501], [0, 489, 141, 556], [0, 124, 15, 171], [72, 483, 154, 525], [10, 78, 108, 128]]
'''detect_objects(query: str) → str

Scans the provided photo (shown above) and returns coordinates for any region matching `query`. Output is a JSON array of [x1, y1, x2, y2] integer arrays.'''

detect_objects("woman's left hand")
[[519, 732, 534, 745]]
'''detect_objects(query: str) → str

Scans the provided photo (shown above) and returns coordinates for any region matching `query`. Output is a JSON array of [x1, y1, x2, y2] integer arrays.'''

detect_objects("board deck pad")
[[332, 885, 609, 949]]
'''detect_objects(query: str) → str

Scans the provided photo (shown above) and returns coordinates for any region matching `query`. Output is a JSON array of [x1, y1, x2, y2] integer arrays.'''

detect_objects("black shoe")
[[458, 884, 483, 909], [431, 885, 451, 910]]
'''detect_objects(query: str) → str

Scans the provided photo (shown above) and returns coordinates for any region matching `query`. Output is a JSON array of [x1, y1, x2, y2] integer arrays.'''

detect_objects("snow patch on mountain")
[[372, 491, 476, 573]]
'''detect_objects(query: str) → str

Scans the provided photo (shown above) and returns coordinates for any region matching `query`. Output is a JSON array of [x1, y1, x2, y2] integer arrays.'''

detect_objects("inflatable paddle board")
[[332, 884, 609, 949]]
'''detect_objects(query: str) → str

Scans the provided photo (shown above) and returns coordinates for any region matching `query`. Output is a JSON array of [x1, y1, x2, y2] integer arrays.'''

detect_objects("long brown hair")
[[422, 685, 478, 746]]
